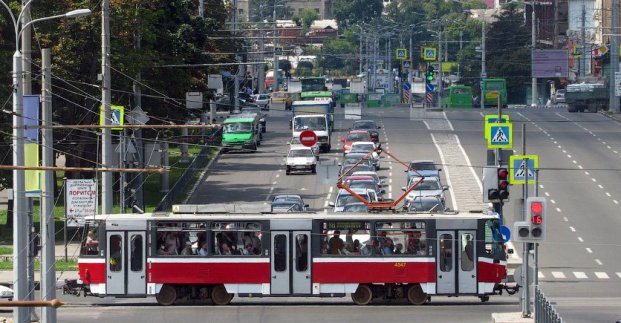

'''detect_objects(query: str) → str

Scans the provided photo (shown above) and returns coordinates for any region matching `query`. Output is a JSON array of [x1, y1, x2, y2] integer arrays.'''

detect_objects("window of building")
[[211, 222, 262, 256], [320, 221, 370, 256]]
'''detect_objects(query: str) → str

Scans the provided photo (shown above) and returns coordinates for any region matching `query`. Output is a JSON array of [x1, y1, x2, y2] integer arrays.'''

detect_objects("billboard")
[[532, 49, 569, 78]]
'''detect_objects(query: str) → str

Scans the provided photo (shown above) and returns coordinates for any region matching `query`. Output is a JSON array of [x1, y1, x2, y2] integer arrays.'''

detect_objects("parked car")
[[351, 120, 381, 143], [350, 141, 381, 170], [401, 177, 449, 209], [0, 284, 13, 301], [329, 188, 379, 212], [342, 130, 373, 154], [252, 94, 270, 110], [271, 194, 309, 212], [553, 89, 566, 104], [405, 160, 442, 182], [286, 146, 317, 175]]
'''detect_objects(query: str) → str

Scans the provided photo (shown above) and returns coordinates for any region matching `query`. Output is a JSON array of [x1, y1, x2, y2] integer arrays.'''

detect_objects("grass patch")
[[0, 246, 12, 255], [0, 259, 78, 271]]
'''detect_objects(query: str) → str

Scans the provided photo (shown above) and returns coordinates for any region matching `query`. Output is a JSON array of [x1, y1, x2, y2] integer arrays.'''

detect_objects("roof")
[[223, 116, 256, 123], [310, 19, 338, 30]]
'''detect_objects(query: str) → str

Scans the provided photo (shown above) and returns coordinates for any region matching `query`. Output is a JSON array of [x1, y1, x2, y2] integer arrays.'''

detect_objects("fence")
[[534, 286, 564, 323], [155, 128, 221, 212]]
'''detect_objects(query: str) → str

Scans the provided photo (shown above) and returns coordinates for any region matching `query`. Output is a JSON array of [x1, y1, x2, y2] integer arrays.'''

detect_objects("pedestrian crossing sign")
[[395, 48, 408, 60], [509, 155, 539, 184], [486, 122, 512, 149], [100, 105, 125, 131], [484, 114, 510, 140]]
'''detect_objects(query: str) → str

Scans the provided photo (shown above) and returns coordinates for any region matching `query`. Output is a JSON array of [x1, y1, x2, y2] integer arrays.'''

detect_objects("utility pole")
[[359, 26, 363, 75], [132, 2, 144, 212], [233, 0, 240, 112], [580, 4, 586, 78], [258, 6, 265, 94], [521, 123, 531, 318], [387, 35, 392, 93], [531, 7, 537, 107], [480, 20, 486, 109], [199, 0, 204, 18], [101, 0, 113, 214], [273, 4, 279, 93], [41, 48, 57, 323], [610, 0, 620, 112], [438, 28, 443, 109]]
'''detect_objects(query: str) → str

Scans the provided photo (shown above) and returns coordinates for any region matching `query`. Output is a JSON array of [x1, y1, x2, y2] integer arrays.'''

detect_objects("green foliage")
[[292, 8, 319, 33], [332, 0, 383, 29], [318, 39, 356, 75]]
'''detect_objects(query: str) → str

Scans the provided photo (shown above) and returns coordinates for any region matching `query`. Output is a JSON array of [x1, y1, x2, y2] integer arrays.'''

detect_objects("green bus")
[[300, 77, 327, 92], [338, 88, 358, 108], [300, 91, 334, 108], [482, 78, 507, 107], [441, 85, 473, 108], [221, 114, 262, 152]]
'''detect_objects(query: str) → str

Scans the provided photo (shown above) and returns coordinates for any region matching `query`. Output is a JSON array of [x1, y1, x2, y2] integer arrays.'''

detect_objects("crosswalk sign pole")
[[520, 122, 531, 318]]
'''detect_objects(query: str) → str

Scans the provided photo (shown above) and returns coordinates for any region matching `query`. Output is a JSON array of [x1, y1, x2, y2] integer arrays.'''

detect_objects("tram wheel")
[[407, 284, 427, 305], [156, 284, 177, 306], [351, 284, 373, 305], [479, 295, 490, 303], [211, 285, 234, 305]]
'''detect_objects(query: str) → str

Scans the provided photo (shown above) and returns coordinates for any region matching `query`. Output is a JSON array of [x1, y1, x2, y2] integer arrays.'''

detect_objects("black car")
[[238, 92, 256, 103], [351, 120, 381, 143]]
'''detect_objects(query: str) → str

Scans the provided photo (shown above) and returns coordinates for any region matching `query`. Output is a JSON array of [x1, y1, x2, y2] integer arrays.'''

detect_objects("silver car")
[[402, 177, 448, 209], [252, 94, 270, 110]]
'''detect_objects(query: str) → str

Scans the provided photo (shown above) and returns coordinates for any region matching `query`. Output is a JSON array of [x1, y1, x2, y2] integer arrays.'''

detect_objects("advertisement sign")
[[66, 179, 98, 227], [532, 49, 569, 78]]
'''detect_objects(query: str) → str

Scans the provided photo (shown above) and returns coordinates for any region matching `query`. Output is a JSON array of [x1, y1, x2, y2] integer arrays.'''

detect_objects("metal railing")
[[535, 286, 564, 323], [155, 129, 221, 212]]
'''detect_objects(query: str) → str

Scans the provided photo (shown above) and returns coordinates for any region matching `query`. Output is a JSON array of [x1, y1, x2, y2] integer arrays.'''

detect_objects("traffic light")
[[426, 65, 435, 82], [497, 166, 509, 201], [514, 197, 547, 243], [482, 166, 498, 202]]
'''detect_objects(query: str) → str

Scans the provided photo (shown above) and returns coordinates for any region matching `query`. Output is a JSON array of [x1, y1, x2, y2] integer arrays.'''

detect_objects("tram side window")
[[155, 222, 206, 256], [375, 222, 427, 256], [211, 222, 262, 256], [320, 221, 370, 256], [81, 223, 102, 256], [484, 220, 504, 257]]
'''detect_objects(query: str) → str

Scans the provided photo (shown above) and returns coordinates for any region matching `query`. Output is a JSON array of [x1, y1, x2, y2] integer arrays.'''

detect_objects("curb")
[[599, 110, 621, 123], [183, 148, 222, 204]]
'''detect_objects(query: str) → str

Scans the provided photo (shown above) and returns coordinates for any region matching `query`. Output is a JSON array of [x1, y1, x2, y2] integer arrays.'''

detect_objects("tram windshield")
[[80, 221, 103, 256]]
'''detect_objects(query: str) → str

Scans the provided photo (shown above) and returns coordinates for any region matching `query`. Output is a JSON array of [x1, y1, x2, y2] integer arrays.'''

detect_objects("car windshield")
[[352, 121, 376, 130], [410, 180, 441, 190], [351, 143, 375, 152], [336, 193, 370, 207], [294, 117, 326, 131], [289, 149, 314, 157], [343, 157, 373, 167], [224, 122, 253, 133], [347, 133, 369, 141], [343, 165, 374, 174], [409, 162, 436, 171], [273, 196, 302, 203], [272, 202, 302, 212], [241, 108, 260, 114], [343, 204, 368, 212], [348, 181, 376, 191], [408, 199, 442, 212]]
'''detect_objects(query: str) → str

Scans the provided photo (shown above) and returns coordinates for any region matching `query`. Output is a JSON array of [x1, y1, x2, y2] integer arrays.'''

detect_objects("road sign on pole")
[[421, 47, 437, 61], [486, 122, 513, 149], [100, 105, 125, 131], [275, 47, 283, 56], [299, 130, 318, 147], [509, 155, 539, 184], [66, 179, 98, 227], [396, 48, 408, 60], [484, 115, 510, 139]]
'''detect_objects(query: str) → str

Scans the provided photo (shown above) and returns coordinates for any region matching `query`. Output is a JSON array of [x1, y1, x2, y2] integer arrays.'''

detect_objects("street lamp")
[[0, 2, 91, 322], [272, 3, 285, 92]]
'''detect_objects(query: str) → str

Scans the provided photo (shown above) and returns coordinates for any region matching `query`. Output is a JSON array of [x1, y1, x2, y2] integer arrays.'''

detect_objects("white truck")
[[291, 101, 333, 153]]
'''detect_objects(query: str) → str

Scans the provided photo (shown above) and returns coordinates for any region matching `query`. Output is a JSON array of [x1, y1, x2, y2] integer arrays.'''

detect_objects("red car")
[[341, 130, 373, 154]]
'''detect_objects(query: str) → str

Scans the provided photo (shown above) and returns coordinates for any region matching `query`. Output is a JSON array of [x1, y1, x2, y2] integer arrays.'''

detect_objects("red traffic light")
[[530, 201, 543, 214], [498, 168, 508, 179], [531, 214, 543, 225]]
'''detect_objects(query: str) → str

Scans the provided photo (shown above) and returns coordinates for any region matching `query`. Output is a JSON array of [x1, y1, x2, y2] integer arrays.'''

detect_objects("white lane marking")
[[598, 184, 603, 189], [389, 172, 392, 177], [275, 174, 280, 178], [595, 272, 609, 279], [563, 217, 568, 222], [573, 272, 588, 279], [596, 259, 603, 265], [323, 201, 329, 208], [329, 186, 333, 193], [592, 178, 597, 182], [480, 112, 484, 118], [455, 135, 484, 192], [389, 166, 393, 170], [550, 199, 556, 204], [585, 247, 592, 253], [562, 150, 567, 153], [567, 154, 572, 158], [578, 165, 583, 169], [551, 272, 566, 279], [388, 193, 393, 199], [326, 193, 331, 200], [423, 120, 430, 130], [430, 133, 458, 210], [538, 272, 545, 279], [585, 171, 590, 175], [606, 192, 611, 197], [569, 226, 576, 232], [323, 209, 327, 214], [614, 200, 619, 205], [544, 192, 550, 197], [442, 111, 455, 131], [556, 207, 562, 213], [539, 184, 544, 189], [614, 151, 619, 154], [388, 186, 392, 192], [389, 178, 393, 184], [577, 237, 584, 242], [616, 272, 621, 278], [272, 181, 277, 185], [607, 146, 611, 149], [572, 160, 577, 164]]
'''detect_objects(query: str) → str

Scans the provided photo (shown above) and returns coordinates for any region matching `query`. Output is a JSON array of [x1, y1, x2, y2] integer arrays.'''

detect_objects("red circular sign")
[[299, 130, 317, 147]]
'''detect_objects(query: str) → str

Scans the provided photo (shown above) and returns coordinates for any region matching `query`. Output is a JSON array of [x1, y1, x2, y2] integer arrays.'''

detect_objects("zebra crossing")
[[536, 271, 621, 281]]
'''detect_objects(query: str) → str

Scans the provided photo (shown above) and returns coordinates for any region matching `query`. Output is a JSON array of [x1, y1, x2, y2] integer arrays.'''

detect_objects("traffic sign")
[[100, 105, 125, 131], [486, 122, 513, 149], [65, 179, 97, 227], [500, 225, 511, 242], [421, 46, 437, 61], [275, 46, 283, 56], [299, 130, 317, 147], [425, 83, 435, 93], [403, 60, 412, 68], [509, 155, 539, 184], [484, 115, 510, 140], [395, 48, 408, 60]]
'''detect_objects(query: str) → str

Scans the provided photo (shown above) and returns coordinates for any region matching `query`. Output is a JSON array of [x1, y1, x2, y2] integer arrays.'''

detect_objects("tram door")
[[106, 231, 146, 295], [436, 230, 477, 294], [271, 231, 312, 295]]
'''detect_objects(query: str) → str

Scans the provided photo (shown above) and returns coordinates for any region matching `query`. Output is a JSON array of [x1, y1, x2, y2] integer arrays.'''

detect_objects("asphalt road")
[[20, 104, 617, 322]]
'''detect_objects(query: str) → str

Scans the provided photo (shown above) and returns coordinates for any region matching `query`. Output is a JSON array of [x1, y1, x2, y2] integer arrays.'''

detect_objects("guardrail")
[[534, 286, 564, 323], [155, 129, 221, 212]]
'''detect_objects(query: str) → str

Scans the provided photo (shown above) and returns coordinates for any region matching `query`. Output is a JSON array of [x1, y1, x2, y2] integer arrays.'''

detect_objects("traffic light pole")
[[521, 122, 531, 318]]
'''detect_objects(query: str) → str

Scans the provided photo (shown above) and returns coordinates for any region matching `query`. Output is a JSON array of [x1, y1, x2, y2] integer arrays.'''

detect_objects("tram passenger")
[[165, 232, 180, 255], [381, 239, 394, 255], [85, 230, 99, 255], [181, 241, 194, 255], [328, 230, 345, 255], [394, 243, 403, 254], [347, 239, 361, 255], [199, 242, 209, 256], [361, 239, 380, 256], [378, 231, 394, 251], [243, 232, 261, 251], [221, 243, 233, 255], [241, 243, 255, 255]]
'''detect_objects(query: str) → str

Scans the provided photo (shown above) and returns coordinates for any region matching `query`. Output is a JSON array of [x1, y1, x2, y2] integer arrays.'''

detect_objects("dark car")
[[238, 92, 256, 103], [351, 120, 381, 143], [406, 160, 442, 182]]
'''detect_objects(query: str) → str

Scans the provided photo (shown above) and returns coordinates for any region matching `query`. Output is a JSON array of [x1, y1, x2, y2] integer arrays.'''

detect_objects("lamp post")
[[0, 2, 91, 322]]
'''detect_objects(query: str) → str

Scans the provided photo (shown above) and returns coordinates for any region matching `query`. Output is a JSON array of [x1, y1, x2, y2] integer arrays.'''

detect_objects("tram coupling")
[[62, 279, 91, 297], [494, 282, 520, 296]]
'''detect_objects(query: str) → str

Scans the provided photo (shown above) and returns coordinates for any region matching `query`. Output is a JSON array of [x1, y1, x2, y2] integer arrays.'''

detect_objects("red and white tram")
[[77, 209, 512, 305]]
